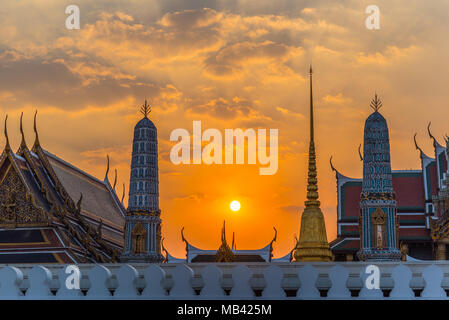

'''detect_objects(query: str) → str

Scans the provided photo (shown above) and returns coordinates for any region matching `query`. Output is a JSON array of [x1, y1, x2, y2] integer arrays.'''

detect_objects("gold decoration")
[[131, 221, 146, 254], [293, 66, 332, 262], [371, 207, 387, 250], [0, 167, 48, 228], [216, 221, 235, 262], [140, 100, 151, 118]]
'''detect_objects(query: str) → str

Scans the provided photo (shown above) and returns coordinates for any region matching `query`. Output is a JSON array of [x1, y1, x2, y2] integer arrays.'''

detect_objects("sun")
[[230, 200, 241, 212]]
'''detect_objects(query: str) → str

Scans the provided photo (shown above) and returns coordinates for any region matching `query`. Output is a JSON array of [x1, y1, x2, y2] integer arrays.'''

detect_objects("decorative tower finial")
[[33, 110, 40, 149], [19, 112, 27, 150], [370, 93, 383, 112], [140, 99, 151, 118], [293, 67, 332, 262], [4, 115, 10, 151]]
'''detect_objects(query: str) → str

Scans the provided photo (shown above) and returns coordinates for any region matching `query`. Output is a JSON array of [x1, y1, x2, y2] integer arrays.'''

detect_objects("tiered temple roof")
[[0, 112, 125, 263]]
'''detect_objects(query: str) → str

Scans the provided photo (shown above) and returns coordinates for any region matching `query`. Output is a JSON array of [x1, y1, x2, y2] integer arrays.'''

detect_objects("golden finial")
[[293, 66, 332, 262], [414, 133, 424, 157], [427, 122, 437, 145], [113, 168, 117, 190], [358, 143, 364, 161], [370, 93, 383, 112], [216, 221, 235, 262], [104, 154, 110, 181], [33, 110, 40, 148], [140, 99, 151, 118], [19, 112, 27, 149], [4, 115, 10, 151], [121, 183, 125, 204]]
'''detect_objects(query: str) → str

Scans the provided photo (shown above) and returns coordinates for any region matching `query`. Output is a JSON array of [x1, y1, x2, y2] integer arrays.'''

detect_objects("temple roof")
[[0, 112, 125, 263], [163, 224, 278, 263]]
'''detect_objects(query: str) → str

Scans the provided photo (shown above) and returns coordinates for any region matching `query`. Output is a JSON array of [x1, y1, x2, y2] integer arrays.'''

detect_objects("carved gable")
[[0, 166, 48, 228]]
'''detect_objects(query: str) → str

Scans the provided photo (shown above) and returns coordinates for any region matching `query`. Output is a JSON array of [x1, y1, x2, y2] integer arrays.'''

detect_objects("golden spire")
[[4, 115, 11, 151], [293, 66, 332, 262]]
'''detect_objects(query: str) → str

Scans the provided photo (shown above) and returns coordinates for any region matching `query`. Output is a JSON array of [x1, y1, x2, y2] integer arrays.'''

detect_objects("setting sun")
[[230, 200, 241, 212]]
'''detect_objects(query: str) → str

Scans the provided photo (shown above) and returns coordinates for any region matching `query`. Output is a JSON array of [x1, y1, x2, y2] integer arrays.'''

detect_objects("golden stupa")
[[293, 66, 333, 262]]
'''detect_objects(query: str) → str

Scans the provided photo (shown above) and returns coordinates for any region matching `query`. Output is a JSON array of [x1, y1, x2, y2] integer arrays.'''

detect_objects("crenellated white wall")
[[0, 262, 448, 299]]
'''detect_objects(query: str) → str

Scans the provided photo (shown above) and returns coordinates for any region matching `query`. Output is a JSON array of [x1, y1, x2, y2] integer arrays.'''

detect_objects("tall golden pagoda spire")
[[293, 66, 332, 262]]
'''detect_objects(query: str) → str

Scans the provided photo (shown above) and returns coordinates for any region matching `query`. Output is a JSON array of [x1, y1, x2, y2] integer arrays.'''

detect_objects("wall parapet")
[[0, 262, 448, 299]]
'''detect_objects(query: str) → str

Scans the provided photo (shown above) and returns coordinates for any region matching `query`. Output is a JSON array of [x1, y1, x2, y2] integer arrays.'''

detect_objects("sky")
[[1, 0, 449, 258]]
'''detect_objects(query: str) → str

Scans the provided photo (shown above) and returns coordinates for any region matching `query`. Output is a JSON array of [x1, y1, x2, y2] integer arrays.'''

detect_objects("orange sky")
[[1, 0, 449, 258]]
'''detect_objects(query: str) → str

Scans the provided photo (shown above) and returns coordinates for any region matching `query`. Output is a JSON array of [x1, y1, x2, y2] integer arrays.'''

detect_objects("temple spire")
[[293, 66, 332, 262], [305, 65, 319, 208]]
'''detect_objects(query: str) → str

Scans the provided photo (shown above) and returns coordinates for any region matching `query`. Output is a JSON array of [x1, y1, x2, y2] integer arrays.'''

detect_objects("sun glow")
[[230, 200, 241, 212]]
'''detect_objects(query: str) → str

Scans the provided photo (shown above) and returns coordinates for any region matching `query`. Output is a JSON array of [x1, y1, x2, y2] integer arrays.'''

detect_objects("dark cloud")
[[187, 97, 254, 119], [204, 41, 290, 76]]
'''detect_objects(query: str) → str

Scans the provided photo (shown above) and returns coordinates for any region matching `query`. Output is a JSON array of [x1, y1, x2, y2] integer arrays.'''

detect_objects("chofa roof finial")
[[33, 110, 40, 149], [19, 112, 27, 149], [414, 133, 424, 157], [370, 93, 383, 112], [140, 99, 151, 118], [113, 169, 117, 190], [121, 183, 125, 204], [104, 154, 110, 182], [4, 115, 11, 151]]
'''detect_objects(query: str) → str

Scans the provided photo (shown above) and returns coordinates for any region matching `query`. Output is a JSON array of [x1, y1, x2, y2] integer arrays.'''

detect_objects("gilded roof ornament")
[[140, 99, 151, 118], [121, 183, 126, 204], [113, 169, 117, 190], [370, 93, 383, 112], [19, 112, 27, 150], [33, 110, 40, 149], [216, 221, 235, 262], [358, 143, 364, 161], [4, 115, 11, 151], [414, 133, 425, 157], [104, 154, 110, 181]]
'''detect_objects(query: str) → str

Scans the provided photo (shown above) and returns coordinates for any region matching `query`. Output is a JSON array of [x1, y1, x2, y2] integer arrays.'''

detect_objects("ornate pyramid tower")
[[358, 94, 401, 261], [293, 67, 333, 262], [121, 100, 163, 263]]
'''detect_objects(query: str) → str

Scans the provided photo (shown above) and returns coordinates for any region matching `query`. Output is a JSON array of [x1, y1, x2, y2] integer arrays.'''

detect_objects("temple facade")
[[0, 112, 125, 263], [330, 97, 449, 261]]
